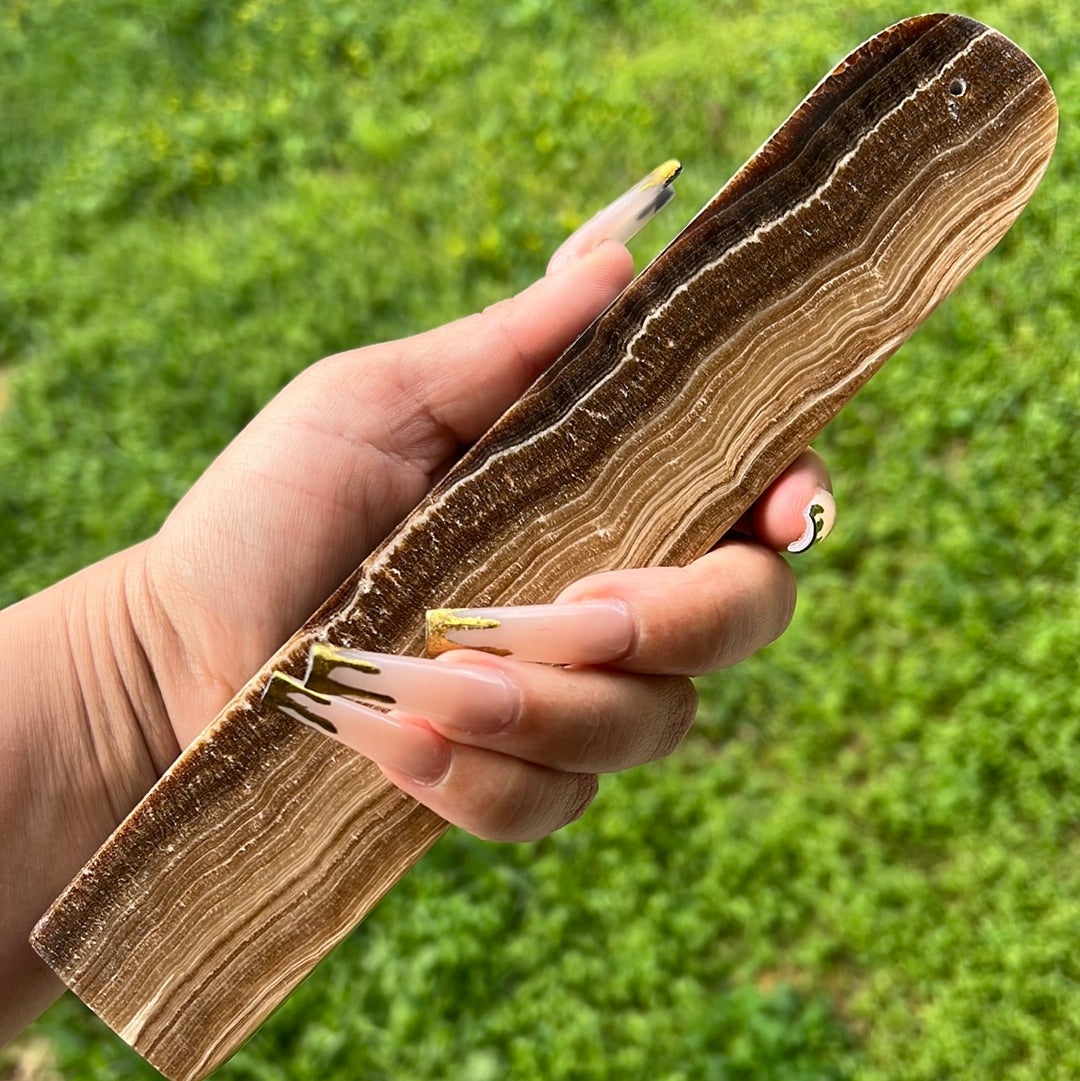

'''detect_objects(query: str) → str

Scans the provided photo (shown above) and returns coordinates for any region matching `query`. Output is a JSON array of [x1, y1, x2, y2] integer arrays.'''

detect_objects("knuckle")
[[471, 786, 535, 842], [565, 774, 599, 827], [650, 678, 698, 760], [464, 770, 595, 843], [710, 549, 797, 668], [565, 716, 607, 773]]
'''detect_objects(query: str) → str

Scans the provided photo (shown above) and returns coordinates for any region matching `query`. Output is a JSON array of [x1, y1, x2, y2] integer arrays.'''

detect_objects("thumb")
[[403, 239, 634, 445], [409, 160, 683, 443]]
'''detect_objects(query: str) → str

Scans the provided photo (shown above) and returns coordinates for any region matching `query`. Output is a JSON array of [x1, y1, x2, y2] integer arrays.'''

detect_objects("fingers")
[[265, 670, 597, 841], [266, 537, 795, 840], [268, 652, 694, 841], [262, 474, 815, 841], [555, 542, 797, 676], [741, 449, 835, 553], [399, 532, 799, 840], [269, 642, 692, 838], [388, 746, 599, 843]]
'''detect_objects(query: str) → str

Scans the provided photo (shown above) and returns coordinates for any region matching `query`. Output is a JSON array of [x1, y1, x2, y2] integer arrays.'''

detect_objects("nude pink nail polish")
[[425, 600, 634, 665], [263, 673, 450, 785], [547, 160, 681, 273], [305, 645, 520, 734]]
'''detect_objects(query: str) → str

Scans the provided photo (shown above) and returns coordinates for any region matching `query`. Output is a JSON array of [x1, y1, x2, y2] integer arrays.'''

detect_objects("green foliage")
[[3, 1, 1078, 1078]]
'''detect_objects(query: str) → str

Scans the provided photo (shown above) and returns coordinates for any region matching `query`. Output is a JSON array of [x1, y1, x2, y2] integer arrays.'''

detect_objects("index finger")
[[425, 540, 796, 677]]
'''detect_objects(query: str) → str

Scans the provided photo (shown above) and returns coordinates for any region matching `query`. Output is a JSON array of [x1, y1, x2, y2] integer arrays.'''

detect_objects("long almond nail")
[[425, 601, 634, 665], [263, 672, 450, 784], [787, 488, 837, 553], [305, 645, 519, 734], [547, 159, 682, 273]]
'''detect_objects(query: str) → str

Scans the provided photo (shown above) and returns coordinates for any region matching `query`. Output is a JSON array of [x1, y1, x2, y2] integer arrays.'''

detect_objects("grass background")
[[1, 0, 1077, 1078]]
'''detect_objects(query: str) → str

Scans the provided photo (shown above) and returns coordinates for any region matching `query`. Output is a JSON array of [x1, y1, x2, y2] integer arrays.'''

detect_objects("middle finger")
[[300, 645, 698, 775]]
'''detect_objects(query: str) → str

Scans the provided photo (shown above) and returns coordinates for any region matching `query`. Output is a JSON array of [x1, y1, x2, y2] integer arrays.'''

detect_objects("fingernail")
[[305, 644, 520, 734], [263, 672, 450, 784], [787, 488, 837, 553], [547, 159, 682, 273], [425, 601, 634, 665]]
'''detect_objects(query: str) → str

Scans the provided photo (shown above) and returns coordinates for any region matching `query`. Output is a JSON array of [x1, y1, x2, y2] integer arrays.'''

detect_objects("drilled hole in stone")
[[949, 78, 967, 97]]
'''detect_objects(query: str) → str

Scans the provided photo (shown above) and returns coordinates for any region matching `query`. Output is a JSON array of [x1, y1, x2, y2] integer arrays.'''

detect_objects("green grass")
[[3, 0, 1078, 1078]]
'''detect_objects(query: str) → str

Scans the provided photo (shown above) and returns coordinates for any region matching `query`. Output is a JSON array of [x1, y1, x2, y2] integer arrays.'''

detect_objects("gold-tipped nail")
[[605, 159, 682, 244], [425, 608, 507, 657], [547, 159, 683, 273], [306, 643, 395, 703], [424, 602, 635, 664], [637, 159, 683, 191], [263, 671, 338, 733]]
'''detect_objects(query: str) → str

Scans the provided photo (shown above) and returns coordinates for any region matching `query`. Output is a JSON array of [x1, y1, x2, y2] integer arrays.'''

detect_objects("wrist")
[[62, 541, 184, 790], [0, 542, 181, 1039]]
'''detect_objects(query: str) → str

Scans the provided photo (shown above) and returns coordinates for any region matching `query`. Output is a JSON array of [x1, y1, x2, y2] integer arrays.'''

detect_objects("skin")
[[0, 238, 831, 1043]]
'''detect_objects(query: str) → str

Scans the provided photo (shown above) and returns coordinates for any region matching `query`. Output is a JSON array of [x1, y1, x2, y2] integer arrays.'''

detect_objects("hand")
[[161, 215, 831, 840], [140, 233, 834, 832], [0, 196, 833, 1039]]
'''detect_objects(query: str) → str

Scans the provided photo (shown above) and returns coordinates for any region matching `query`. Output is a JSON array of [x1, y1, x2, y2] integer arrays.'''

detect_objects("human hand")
[[168, 166, 833, 841], [136, 239, 638, 747], [139, 170, 832, 768], [0, 172, 832, 1038]]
